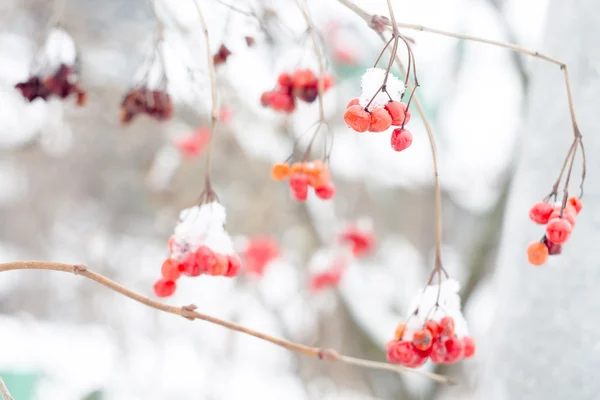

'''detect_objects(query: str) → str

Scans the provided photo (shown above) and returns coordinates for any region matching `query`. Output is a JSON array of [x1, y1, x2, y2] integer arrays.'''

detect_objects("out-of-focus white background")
[[0, 0, 555, 399]]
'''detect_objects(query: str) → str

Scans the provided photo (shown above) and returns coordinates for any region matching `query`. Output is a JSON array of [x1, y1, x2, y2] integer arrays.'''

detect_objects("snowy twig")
[[0, 377, 14, 400], [337, 0, 586, 198], [0, 261, 454, 385], [192, 0, 220, 195]]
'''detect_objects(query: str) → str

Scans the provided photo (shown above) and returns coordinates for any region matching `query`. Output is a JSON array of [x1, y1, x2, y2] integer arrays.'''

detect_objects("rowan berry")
[[412, 328, 434, 351], [161, 258, 182, 281], [209, 253, 229, 276], [425, 320, 441, 339], [154, 278, 176, 298], [271, 163, 291, 181], [346, 98, 360, 108], [439, 316, 455, 339], [196, 245, 217, 274], [462, 336, 476, 359], [429, 339, 447, 364], [394, 322, 406, 340], [291, 162, 305, 174], [529, 201, 554, 224], [386, 341, 426, 367], [290, 173, 309, 201], [344, 105, 371, 132], [390, 128, 413, 152], [225, 254, 241, 277], [443, 337, 464, 364], [527, 241, 549, 266], [308, 168, 331, 189], [292, 69, 317, 88], [384, 101, 411, 126], [549, 210, 576, 228], [181, 252, 201, 276], [542, 236, 562, 255], [368, 107, 392, 132], [277, 72, 293, 90], [546, 218, 572, 244], [315, 183, 336, 200], [568, 197, 583, 214]]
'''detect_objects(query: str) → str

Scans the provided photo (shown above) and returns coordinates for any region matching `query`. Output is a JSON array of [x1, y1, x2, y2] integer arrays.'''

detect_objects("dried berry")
[[385, 101, 411, 126], [368, 107, 392, 132]]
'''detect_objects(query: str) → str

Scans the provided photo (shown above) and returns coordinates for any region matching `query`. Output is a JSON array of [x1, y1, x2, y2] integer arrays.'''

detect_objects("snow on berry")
[[153, 202, 241, 298], [359, 68, 405, 109], [387, 279, 475, 367]]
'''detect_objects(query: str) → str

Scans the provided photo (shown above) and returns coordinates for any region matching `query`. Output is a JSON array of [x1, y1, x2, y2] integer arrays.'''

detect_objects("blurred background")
[[0, 0, 582, 399]]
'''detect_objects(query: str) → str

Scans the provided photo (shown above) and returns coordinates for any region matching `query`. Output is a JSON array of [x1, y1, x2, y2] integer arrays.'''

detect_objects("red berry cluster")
[[153, 237, 241, 298], [243, 236, 281, 277], [526, 197, 583, 266], [120, 89, 173, 125], [271, 160, 335, 201], [343, 99, 413, 152], [15, 64, 87, 105], [338, 225, 375, 257], [260, 69, 333, 113], [387, 316, 476, 368], [176, 127, 210, 159]]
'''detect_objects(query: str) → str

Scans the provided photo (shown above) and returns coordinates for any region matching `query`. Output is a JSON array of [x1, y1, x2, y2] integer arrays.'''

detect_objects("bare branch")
[[0, 377, 14, 400], [0, 261, 454, 385]]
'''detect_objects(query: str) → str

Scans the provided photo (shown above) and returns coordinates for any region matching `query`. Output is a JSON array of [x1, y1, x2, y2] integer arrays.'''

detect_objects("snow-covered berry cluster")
[[120, 88, 173, 125], [153, 202, 241, 298], [526, 196, 583, 266], [309, 222, 375, 292], [387, 279, 475, 367], [343, 68, 413, 152], [15, 27, 86, 105], [260, 69, 333, 113], [271, 160, 335, 201]]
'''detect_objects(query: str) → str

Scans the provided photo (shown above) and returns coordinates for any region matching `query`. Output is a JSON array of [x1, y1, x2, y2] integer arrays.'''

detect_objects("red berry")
[[529, 201, 554, 224], [545, 218, 572, 244], [309, 267, 343, 292], [549, 210, 576, 228], [290, 173, 309, 201], [225, 254, 241, 277], [368, 107, 392, 132], [292, 69, 317, 88], [260, 91, 274, 107], [277, 72, 293, 90], [320, 74, 334, 91], [208, 253, 229, 276], [344, 105, 371, 132], [429, 339, 447, 364], [390, 128, 413, 152], [154, 278, 176, 297], [439, 316, 455, 340], [161, 259, 182, 280], [181, 252, 201, 276], [315, 183, 336, 200], [346, 98, 360, 109], [270, 91, 294, 112], [338, 227, 374, 257], [568, 197, 583, 214], [462, 336, 476, 359], [412, 328, 434, 351], [385, 101, 411, 126], [425, 320, 441, 339], [542, 236, 562, 255], [443, 337, 464, 364], [196, 245, 217, 274]]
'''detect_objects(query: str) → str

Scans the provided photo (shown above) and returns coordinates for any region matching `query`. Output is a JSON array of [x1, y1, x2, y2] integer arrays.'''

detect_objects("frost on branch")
[[387, 279, 475, 367], [154, 202, 241, 297], [359, 67, 405, 110], [15, 26, 87, 105]]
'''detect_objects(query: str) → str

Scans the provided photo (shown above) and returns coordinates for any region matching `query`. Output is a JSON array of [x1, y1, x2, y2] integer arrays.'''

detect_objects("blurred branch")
[[0, 261, 454, 385], [0, 377, 14, 400]]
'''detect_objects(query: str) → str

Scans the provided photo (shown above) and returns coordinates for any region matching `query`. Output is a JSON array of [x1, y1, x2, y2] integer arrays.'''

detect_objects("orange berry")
[[385, 101, 411, 126], [412, 328, 433, 352], [209, 253, 229, 276], [394, 322, 406, 340], [568, 197, 583, 214], [291, 162, 305, 174], [271, 163, 291, 181], [368, 107, 392, 132], [305, 160, 325, 177], [309, 168, 331, 188], [161, 259, 182, 280], [344, 105, 371, 132], [527, 241, 549, 266], [546, 218, 572, 244]]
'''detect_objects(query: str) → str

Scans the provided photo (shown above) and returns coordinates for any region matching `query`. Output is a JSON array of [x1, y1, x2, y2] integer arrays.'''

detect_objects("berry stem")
[[0, 261, 454, 385], [0, 376, 14, 400], [193, 0, 220, 193], [549, 139, 577, 200]]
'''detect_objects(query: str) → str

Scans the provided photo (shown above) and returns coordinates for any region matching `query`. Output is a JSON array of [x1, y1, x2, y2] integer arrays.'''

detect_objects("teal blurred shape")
[[0, 371, 41, 400]]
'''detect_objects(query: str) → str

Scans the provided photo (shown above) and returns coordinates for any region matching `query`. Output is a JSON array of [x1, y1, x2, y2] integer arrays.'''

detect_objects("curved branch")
[[0, 377, 14, 400], [0, 261, 454, 385]]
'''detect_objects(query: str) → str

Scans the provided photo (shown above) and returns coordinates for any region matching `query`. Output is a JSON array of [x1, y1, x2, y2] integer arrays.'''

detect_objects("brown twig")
[[192, 0, 219, 192], [0, 261, 454, 385], [0, 377, 14, 400]]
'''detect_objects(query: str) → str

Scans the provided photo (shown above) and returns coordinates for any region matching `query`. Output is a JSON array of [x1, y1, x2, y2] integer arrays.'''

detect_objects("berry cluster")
[[271, 160, 335, 201], [15, 64, 87, 106], [153, 202, 241, 298], [387, 316, 475, 367], [338, 224, 375, 257], [260, 69, 333, 113], [343, 68, 413, 152], [242, 236, 281, 277], [386, 279, 474, 367], [526, 197, 583, 266], [120, 89, 174, 125]]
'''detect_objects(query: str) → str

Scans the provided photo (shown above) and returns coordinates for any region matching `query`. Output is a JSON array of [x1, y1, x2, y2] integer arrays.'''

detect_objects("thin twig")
[[0, 377, 14, 400], [193, 0, 219, 191], [0, 261, 454, 385]]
